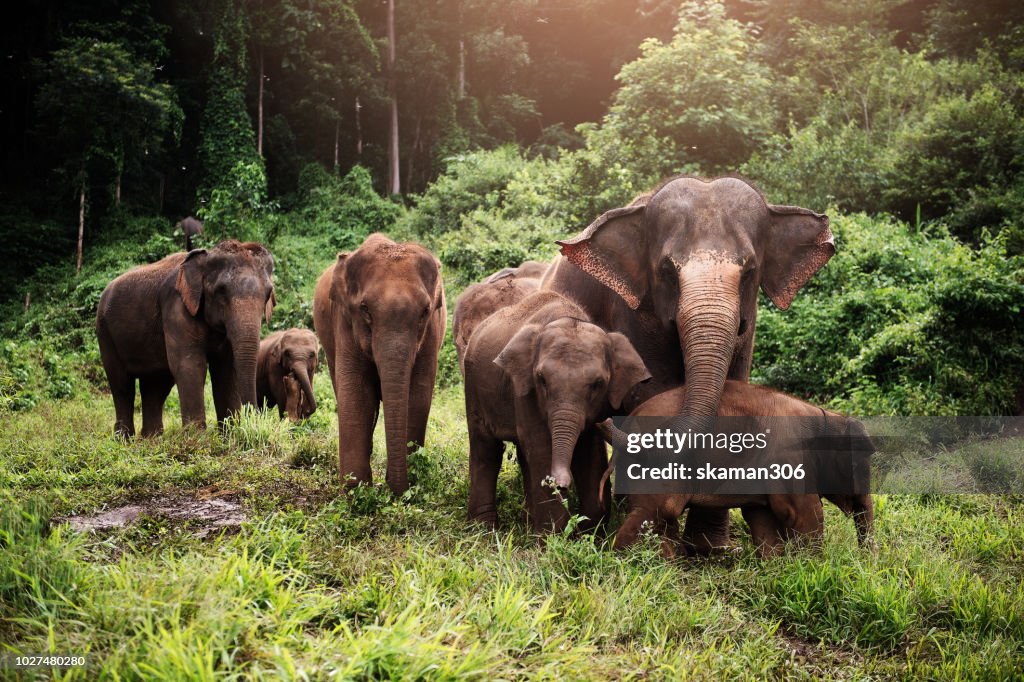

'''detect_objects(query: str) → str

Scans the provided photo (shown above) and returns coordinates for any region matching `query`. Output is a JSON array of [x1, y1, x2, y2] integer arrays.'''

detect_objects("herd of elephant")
[[95, 176, 873, 558]]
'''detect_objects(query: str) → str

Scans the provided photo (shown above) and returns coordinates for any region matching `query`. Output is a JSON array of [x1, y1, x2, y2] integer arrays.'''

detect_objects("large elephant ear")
[[607, 332, 652, 410], [494, 323, 542, 397], [556, 199, 649, 309], [761, 206, 834, 310], [328, 252, 350, 304], [264, 289, 276, 323], [175, 249, 207, 316]]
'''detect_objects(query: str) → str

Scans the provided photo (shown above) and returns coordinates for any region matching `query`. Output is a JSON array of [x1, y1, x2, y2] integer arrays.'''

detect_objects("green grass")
[[2, 375, 1023, 680]]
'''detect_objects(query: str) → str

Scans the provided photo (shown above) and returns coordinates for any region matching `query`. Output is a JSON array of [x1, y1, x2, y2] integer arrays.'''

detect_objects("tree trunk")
[[158, 172, 165, 213], [257, 47, 265, 157], [114, 173, 121, 206], [76, 176, 85, 275], [386, 0, 400, 194], [355, 96, 363, 157], [458, 39, 465, 99], [333, 118, 340, 171]]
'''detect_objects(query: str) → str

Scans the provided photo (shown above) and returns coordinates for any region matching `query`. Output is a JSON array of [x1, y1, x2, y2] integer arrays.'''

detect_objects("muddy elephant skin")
[[256, 328, 319, 421], [464, 290, 650, 533], [96, 240, 276, 437], [543, 176, 834, 552], [313, 233, 446, 495], [606, 381, 874, 558]]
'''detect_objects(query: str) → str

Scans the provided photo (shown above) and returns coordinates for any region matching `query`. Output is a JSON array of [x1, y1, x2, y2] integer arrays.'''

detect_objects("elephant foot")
[[468, 508, 498, 529]]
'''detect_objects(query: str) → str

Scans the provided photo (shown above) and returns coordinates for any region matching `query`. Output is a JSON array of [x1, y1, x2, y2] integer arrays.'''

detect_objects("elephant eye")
[[536, 373, 546, 387], [420, 305, 430, 320], [658, 259, 675, 281], [591, 378, 605, 391], [359, 301, 372, 322]]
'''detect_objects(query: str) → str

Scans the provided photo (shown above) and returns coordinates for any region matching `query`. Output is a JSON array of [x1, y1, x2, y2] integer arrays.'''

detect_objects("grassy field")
[[2, 370, 1024, 681]]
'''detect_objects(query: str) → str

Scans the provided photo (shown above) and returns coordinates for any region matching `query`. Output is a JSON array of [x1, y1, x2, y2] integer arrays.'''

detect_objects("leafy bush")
[[754, 213, 1024, 415], [398, 146, 529, 237], [298, 164, 401, 250]]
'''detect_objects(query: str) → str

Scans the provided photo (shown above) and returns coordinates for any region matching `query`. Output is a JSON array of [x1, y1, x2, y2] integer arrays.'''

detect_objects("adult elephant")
[[543, 176, 833, 552], [96, 240, 276, 437], [313, 233, 446, 495]]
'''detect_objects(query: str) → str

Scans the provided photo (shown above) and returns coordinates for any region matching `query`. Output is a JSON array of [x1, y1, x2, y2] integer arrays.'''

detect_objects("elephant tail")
[[595, 418, 628, 505]]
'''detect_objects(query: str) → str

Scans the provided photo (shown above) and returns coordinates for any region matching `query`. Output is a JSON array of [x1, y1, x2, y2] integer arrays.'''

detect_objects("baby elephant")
[[256, 328, 319, 421], [603, 381, 873, 558], [464, 291, 651, 533]]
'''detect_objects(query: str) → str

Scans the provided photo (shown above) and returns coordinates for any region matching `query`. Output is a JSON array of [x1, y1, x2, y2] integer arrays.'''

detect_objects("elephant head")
[[271, 328, 319, 421], [494, 318, 650, 490], [331, 234, 444, 493], [175, 240, 276, 408], [557, 176, 832, 419]]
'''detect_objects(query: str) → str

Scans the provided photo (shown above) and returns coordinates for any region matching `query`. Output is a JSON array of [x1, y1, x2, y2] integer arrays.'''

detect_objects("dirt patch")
[[59, 487, 246, 538]]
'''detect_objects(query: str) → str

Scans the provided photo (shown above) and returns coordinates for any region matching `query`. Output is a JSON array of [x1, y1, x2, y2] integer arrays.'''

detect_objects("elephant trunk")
[[549, 405, 585, 489], [675, 262, 741, 419], [290, 361, 317, 416], [376, 332, 416, 495], [228, 307, 262, 410]]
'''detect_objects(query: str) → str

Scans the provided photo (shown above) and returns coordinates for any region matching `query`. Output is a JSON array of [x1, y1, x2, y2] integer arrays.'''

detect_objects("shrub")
[[754, 213, 1024, 415], [297, 164, 401, 249]]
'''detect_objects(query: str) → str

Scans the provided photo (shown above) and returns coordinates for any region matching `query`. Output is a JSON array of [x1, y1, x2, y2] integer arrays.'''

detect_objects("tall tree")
[[387, 0, 400, 194], [198, 0, 263, 203], [35, 38, 181, 272]]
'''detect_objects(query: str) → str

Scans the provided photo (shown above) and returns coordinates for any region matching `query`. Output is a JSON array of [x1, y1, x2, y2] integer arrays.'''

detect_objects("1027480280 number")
[[1, 655, 88, 669]]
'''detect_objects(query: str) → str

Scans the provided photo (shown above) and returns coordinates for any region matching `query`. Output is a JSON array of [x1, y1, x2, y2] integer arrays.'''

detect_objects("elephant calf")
[[313, 233, 446, 495], [256, 328, 318, 421], [96, 240, 275, 437], [452, 261, 548, 370], [602, 382, 874, 558], [464, 291, 650, 533]]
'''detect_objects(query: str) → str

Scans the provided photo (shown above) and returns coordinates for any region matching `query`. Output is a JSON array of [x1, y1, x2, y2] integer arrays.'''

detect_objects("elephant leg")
[[613, 503, 656, 551], [336, 357, 379, 488], [467, 424, 503, 527], [524, 464, 570, 534], [407, 346, 438, 452], [170, 352, 208, 430], [139, 374, 174, 437], [110, 375, 137, 439], [680, 507, 731, 555], [571, 429, 610, 533], [209, 355, 239, 424], [742, 506, 784, 558]]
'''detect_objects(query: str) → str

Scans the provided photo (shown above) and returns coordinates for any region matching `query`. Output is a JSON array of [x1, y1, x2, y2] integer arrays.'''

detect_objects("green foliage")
[[398, 146, 530, 236], [197, 160, 272, 243], [600, 1, 777, 178], [298, 164, 401, 250], [754, 213, 1024, 415], [743, 26, 1024, 249], [197, 0, 261, 205]]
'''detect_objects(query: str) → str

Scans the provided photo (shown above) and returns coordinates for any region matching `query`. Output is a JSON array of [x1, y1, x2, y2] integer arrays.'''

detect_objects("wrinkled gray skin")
[[464, 291, 650, 533], [313, 233, 446, 495], [256, 328, 319, 421], [543, 176, 833, 553], [97, 240, 276, 437]]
